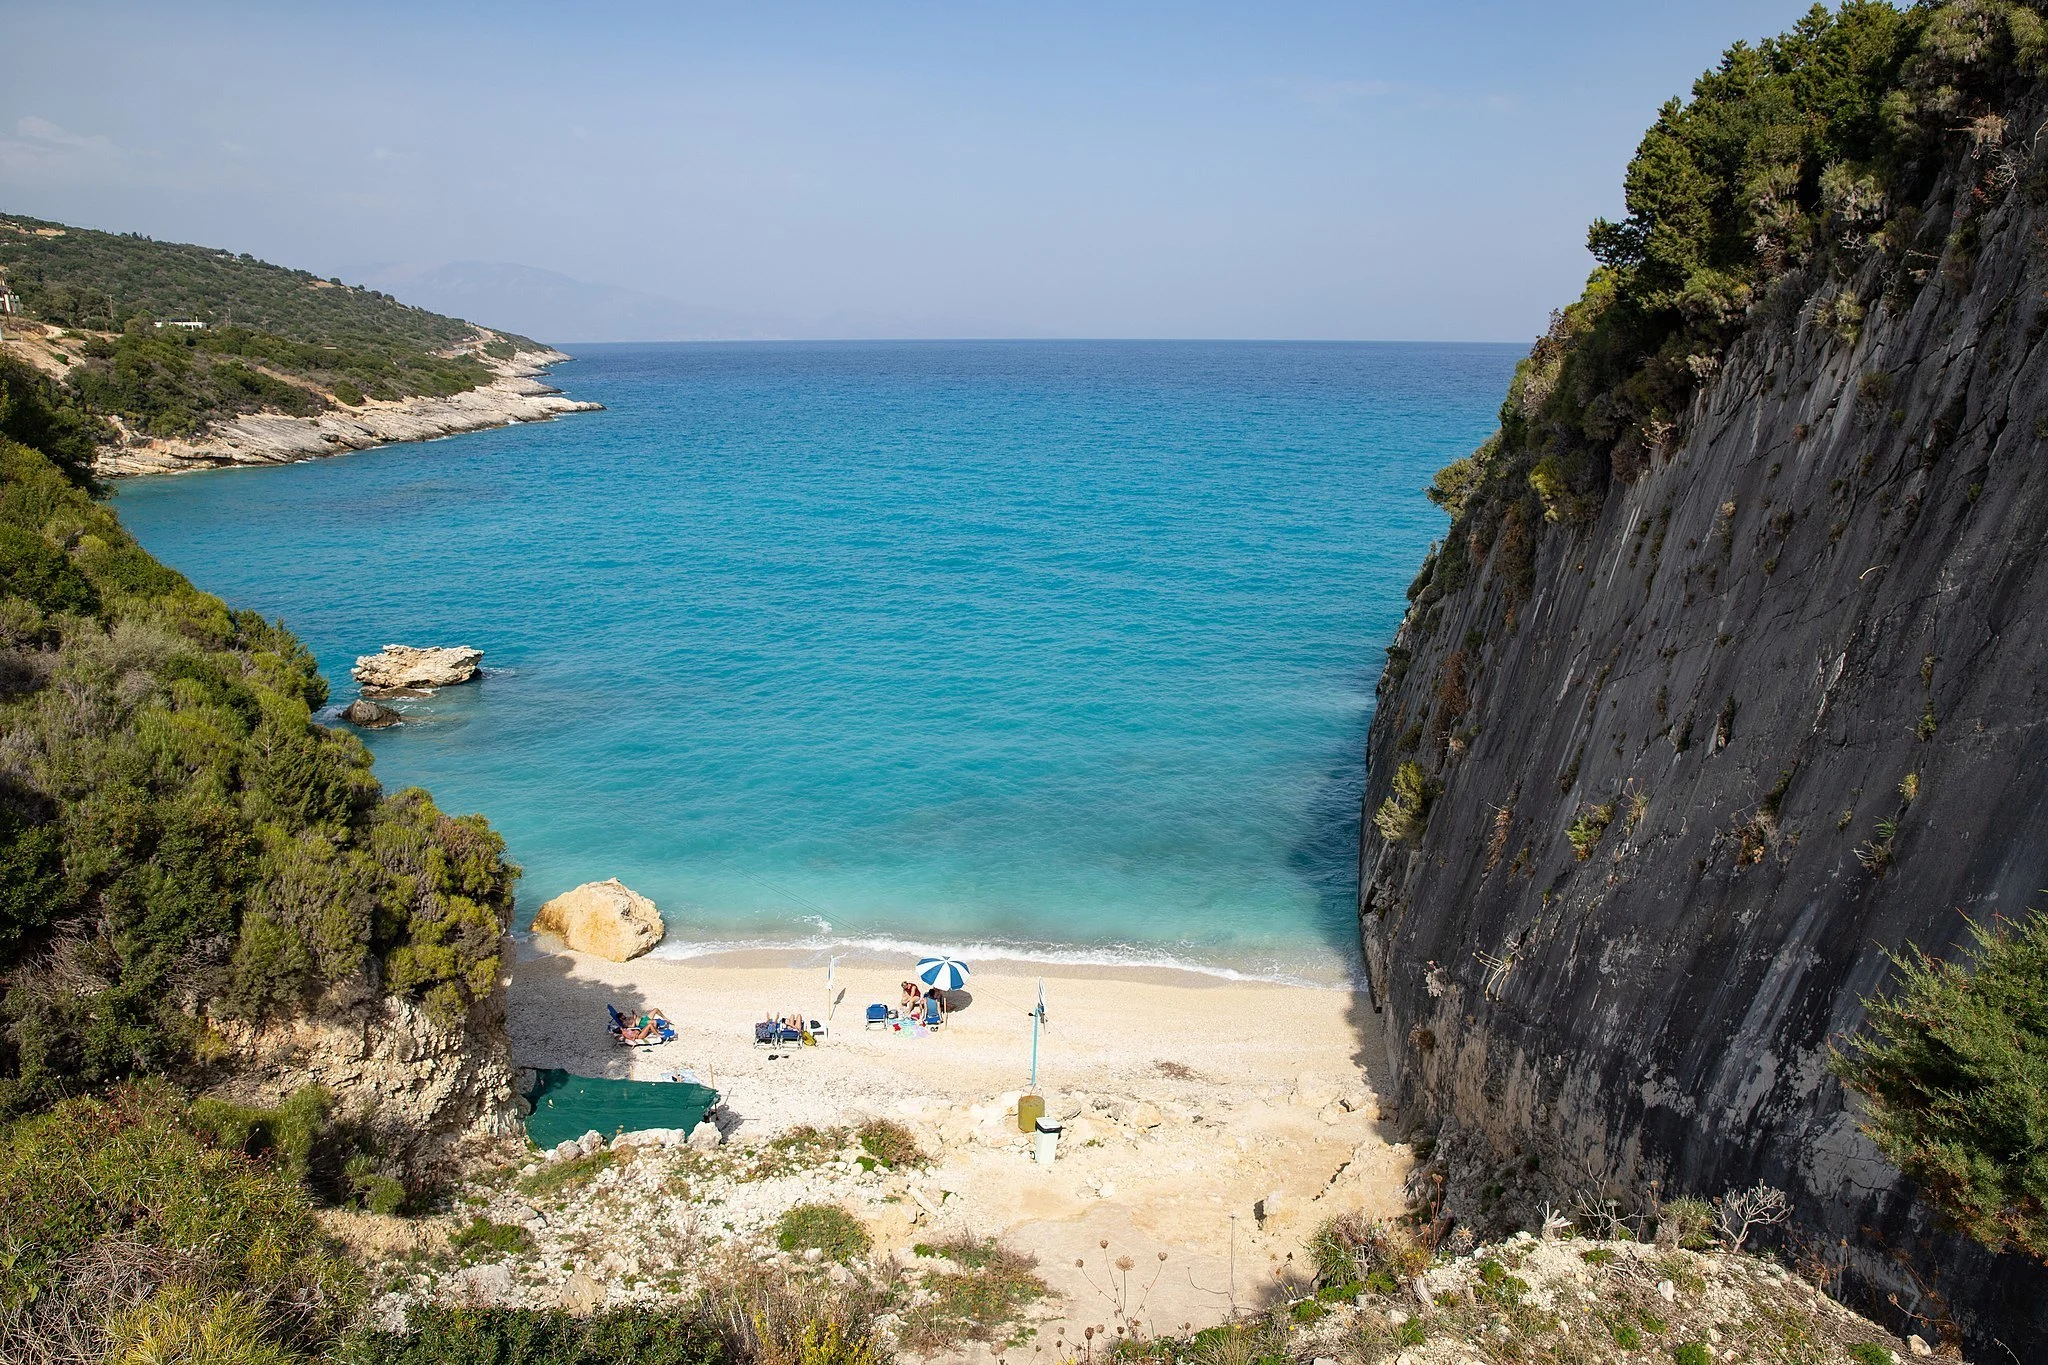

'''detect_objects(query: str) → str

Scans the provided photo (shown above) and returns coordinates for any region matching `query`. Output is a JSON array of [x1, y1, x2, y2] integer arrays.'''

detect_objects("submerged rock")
[[352, 644, 483, 692], [532, 878, 665, 962], [340, 698, 403, 728]]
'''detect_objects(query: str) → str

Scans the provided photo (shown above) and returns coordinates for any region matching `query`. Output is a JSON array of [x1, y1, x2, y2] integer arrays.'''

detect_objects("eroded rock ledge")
[[93, 348, 601, 477]]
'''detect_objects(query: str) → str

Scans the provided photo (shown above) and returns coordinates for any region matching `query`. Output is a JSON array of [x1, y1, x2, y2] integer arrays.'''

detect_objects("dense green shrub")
[[1832, 911, 2048, 1261], [0, 353, 103, 489], [0, 431, 517, 1117], [775, 1203, 872, 1261], [340, 1305, 731, 1365], [1372, 761, 1438, 844], [855, 1118, 924, 1169], [0, 1082, 360, 1359]]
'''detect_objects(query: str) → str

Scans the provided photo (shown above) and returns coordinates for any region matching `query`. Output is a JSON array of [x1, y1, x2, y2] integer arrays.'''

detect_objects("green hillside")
[[0, 213, 538, 438], [0, 354, 517, 1122]]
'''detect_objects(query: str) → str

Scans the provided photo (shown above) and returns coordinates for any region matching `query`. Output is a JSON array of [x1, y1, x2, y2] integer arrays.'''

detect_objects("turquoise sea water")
[[115, 341, 1517, 983]]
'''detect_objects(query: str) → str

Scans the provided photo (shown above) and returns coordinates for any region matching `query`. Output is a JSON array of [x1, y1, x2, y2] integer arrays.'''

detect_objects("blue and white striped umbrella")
[[915, 955, 971, 992]]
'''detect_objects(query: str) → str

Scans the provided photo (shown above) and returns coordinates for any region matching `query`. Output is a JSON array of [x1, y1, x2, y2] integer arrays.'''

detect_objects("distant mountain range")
[[353, 260, 1049, 344], [354, 261, 783, 344]]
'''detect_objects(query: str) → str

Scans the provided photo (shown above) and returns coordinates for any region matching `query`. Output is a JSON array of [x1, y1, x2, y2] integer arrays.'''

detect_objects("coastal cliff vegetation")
[[0, 351, 529, 1358], [1416, 0, 2048, 606], [1410, 0, 2048, 1267], [1363, 0, 2048, 1347], [0, 352, 517, 1109], [0, 212, 533, 437]]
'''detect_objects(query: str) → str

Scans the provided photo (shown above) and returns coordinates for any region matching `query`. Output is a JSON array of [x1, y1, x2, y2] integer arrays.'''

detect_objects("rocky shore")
[[91, 346, 601, 477]]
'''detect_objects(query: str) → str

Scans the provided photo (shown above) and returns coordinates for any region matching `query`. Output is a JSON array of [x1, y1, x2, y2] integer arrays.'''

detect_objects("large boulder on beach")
[[352, 644, 483, 692], [532, 878, 664, 961]]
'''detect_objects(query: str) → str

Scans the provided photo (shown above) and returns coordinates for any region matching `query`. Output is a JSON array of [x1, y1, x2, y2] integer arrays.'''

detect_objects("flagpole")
[[1029, 978, 1044, 1089]]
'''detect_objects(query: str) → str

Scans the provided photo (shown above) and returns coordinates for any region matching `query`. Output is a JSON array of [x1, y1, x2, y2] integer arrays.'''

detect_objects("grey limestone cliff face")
[[1358, 154, 2048, 1347]]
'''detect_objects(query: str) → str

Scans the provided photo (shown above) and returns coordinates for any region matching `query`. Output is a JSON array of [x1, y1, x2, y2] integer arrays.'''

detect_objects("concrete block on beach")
[[532, 878, 665, 962]]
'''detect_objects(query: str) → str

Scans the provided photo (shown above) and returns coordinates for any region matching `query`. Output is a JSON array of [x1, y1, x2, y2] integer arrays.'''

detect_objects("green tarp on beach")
[[523, 1068, 721, 1150]]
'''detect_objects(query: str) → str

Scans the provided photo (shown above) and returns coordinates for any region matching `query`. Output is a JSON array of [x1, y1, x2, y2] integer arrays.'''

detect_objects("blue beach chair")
[[754, 1019, 804, 1047]]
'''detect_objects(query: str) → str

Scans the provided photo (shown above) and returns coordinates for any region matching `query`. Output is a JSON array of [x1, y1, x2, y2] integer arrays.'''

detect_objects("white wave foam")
[[632, 927, 1363, 990]]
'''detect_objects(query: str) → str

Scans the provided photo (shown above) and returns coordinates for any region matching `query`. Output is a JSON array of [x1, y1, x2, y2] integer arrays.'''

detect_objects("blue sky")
[[1, 1, 1825, 341]]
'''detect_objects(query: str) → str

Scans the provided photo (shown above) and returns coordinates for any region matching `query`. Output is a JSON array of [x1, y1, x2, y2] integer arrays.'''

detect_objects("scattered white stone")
[[1906, 1336, 1932, 1357], [1657, 1278, 1676, 1302], [687, 1121, 723, 1151]]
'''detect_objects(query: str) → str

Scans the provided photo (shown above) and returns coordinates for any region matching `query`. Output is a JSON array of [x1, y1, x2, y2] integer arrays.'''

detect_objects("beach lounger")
[[865, 1004, 892, 1030], [609, 1005, 676, 1047], [754, 1020, 804, 1047]]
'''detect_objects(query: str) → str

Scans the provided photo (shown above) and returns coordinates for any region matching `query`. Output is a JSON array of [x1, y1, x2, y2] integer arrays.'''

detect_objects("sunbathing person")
[[900, 981, 923, 1012], [618, 1008, 670, 1043]]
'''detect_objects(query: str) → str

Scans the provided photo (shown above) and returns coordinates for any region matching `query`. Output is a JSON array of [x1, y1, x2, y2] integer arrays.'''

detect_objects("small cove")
[[115, 340, 1517, 983]]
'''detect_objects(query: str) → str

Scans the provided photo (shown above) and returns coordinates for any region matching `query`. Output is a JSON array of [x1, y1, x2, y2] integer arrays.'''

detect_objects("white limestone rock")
[[532, 879, 665, 962], [352, 644, 484, 692]]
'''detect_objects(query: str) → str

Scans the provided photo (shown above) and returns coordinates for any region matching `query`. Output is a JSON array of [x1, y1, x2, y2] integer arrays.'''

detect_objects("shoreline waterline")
[[516, 928, 1366, 991]]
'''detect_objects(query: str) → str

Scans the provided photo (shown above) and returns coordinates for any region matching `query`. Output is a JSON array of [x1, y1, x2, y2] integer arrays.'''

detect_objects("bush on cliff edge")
[[1832, 911, 2048, 1261]]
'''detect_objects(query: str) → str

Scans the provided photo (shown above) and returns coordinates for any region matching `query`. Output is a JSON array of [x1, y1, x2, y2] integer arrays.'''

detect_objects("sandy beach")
[[509, 941, 1415, 1335]]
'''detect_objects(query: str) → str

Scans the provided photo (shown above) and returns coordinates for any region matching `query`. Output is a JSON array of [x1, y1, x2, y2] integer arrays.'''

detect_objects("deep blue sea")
[[116, 341, 1517, 982]]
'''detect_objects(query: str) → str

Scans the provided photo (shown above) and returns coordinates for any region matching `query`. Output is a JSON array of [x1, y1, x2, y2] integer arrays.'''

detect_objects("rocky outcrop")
[[1356, 121, 2048, 1347], [213, 989, 523, 1172], [353, 645, 483, 692], [340, 698, 403, 728], [531, 879, 665, 962], [91, 348, 601, 477]]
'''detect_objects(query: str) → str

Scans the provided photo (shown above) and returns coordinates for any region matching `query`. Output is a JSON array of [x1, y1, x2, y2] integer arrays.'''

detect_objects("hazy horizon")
[[6, 1, 1827, 343]]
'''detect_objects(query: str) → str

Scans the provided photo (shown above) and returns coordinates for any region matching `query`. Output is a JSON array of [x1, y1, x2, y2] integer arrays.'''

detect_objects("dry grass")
[[899, 1234, 1049, 1354]]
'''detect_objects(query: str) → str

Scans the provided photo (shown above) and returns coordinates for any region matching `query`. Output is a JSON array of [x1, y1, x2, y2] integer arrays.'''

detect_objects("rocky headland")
[[89, 345, 600, 477]]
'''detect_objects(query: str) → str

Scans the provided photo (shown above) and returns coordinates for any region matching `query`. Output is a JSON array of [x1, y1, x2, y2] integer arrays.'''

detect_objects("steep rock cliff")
[[1359, 93, 2048, 1357], [209, 968, 524, 1172]]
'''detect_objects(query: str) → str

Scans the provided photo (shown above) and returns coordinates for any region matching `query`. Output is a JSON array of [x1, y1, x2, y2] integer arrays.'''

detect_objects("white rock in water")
[[577, 1130, 604, 1156], [351, 644, 484, 691], [533, 879, 665, 962]]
